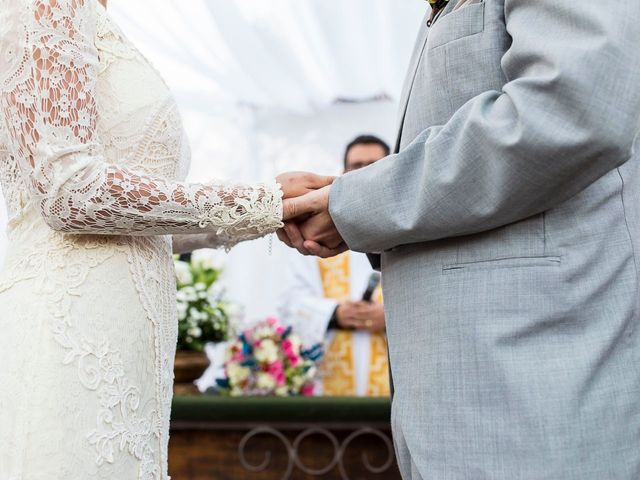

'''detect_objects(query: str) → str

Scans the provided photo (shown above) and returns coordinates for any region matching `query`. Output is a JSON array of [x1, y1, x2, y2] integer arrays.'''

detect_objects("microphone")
[[362, 271, 381, 302]]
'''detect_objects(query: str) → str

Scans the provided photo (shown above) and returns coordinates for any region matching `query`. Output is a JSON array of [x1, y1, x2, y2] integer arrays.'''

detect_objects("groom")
[[281, 0, 640, 478]]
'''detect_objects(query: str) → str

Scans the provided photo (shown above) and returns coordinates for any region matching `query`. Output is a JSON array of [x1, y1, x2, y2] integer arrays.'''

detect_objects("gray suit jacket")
[[329, 0, 640, 478]]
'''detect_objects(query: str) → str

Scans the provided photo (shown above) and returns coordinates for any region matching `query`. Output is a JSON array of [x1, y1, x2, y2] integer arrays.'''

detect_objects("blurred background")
[[0, 1, 427, 478]]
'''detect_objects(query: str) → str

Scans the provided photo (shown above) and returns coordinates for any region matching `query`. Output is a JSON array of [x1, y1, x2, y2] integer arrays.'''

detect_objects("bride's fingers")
[[277, 172, 335, 199], [282, 195, 317, 221], [303, 240, 348, 258], [308, 174, 336, 189]]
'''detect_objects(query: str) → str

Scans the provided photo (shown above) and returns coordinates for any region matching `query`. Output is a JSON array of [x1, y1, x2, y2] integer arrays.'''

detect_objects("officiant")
[[279, 135, 391, 397]]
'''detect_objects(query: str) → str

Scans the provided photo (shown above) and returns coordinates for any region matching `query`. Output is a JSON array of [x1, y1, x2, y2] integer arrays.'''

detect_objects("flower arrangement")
[[216, 317, 323, 397], [174, 255, 233, 352]]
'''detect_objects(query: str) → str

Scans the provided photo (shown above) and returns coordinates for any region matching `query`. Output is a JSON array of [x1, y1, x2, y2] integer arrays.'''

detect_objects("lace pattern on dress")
[[35, 233, 161, 479], [0, 0, 283, 239], [94, 5, 140, 74], [125, 235, 177, 477]]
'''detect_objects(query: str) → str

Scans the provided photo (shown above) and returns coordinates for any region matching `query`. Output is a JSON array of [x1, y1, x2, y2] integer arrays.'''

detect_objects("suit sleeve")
[[328, 0, 640, 253]]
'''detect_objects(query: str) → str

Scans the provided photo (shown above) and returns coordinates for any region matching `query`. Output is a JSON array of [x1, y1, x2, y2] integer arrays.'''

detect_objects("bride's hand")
[[276, 172, 335, 252], [276, 172, 335, 199]]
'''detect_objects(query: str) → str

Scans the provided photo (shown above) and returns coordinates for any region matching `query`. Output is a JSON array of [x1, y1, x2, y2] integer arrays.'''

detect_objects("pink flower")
[[300, 383, 314, 397], [275, 326, 286, 335], [281, 340, 300, 366], [268, 361, 286, 386], [268, 360, 283, 374], [266, 317, 278, 327], [288, 354, 300, 367]]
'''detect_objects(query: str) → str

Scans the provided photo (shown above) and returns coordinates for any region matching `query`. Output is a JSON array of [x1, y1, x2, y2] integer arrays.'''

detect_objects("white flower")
[[177, 302, 188, 320], [180, 286, 198, 302], [188, 327, 202, 338], [288, 334, 302, 353], [227, 362, 251, 384], [174, 261, 193, 285], [305, 365, 317, 380], [186, 307, 208, 323], [256, 372, 276, 391], [292, 375, 305, 388], [275, 386, 289, 397], [253, 326, 274, 340], [176, 290, 188, 302], [254, 339, 279, 364], [195, 282, 207, 291], [188, 307, 200, 321], [230, 387, 244, 397], [192, 251, 225, 271]]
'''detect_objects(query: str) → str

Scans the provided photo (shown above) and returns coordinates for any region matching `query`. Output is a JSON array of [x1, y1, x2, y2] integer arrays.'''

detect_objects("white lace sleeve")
[[0, 0, 282, 243]]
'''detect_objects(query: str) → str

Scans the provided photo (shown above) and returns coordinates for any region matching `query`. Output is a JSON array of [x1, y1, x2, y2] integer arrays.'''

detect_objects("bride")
[[0, 0, 332, 478]]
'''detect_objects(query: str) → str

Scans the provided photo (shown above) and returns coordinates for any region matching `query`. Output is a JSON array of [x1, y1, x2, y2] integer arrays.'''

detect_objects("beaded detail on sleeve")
[[0, 0, 282, 243]]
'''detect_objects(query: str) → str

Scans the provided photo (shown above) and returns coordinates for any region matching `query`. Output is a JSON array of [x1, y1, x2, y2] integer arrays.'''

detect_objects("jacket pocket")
[[428, 0, 485, 49], [442, 255, 561, 274]]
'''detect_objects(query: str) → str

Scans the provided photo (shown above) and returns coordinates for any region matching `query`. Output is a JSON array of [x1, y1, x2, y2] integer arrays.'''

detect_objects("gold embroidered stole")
[[318, 253, 390, 397]]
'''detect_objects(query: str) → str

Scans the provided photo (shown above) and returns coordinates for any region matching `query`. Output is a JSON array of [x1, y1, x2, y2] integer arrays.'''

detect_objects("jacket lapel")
[[394, 13, 431, 153], [393, 1, 460, 153]]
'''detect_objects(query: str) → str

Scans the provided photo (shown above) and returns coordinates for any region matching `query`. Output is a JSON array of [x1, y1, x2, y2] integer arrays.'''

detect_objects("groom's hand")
[[276, 172, 336, 254], [280, 186, 348, 258]]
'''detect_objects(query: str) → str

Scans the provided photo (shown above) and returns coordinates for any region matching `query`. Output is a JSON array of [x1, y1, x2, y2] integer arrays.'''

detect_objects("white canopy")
[[0, 1, 427, 319], [110, 0, 426, 113]]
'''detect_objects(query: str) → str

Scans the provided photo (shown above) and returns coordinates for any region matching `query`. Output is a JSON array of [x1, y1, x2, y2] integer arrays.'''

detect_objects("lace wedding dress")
[[0, 1, 282, 478]]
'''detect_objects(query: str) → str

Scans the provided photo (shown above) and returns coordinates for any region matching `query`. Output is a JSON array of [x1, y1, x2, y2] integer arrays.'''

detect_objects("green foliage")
[[174, 256, 232, 352]]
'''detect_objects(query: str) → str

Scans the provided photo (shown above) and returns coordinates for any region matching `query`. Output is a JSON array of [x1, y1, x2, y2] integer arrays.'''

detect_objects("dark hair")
[[343, 135, 390, 169]]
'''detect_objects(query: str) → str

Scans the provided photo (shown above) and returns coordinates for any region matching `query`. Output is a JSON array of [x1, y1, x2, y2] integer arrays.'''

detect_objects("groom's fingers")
[[303, 240, 348, 258], [276, 228, 293, 248], [282, 198, 302, 221], [284, 223, 311, 255]]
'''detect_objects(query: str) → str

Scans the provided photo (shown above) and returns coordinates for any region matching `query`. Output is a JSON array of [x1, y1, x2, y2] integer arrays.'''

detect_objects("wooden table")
[[169, 396, 402, 480]]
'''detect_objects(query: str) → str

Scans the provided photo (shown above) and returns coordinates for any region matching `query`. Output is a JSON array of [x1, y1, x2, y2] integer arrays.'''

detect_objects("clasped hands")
[[276, 172, 348, 258]]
